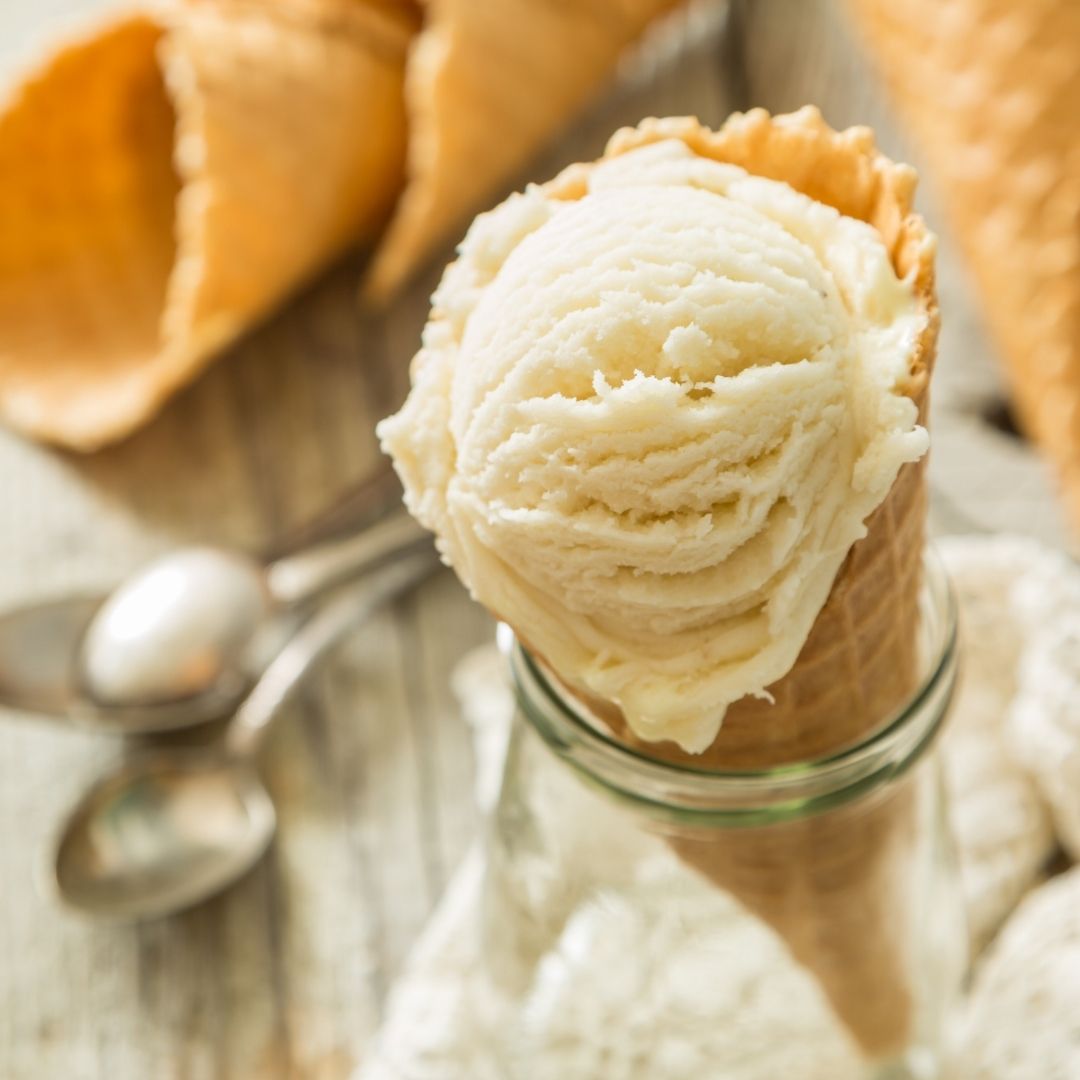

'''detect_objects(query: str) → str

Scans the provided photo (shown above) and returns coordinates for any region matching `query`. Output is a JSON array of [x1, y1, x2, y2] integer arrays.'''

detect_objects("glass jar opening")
[[506, 547, 958, 826]]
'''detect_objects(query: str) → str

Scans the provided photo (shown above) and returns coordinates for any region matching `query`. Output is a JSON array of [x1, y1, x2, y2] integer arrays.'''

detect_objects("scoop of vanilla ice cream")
[[379, 138, 928, 752]]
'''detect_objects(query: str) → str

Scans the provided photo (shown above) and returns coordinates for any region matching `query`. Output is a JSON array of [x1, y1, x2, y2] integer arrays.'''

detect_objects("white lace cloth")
[[946, 867, 1080, 1080], [357, 536, 1075, 1080], [938, 537, 1057, 951], [1004, 543, 1080, 862]]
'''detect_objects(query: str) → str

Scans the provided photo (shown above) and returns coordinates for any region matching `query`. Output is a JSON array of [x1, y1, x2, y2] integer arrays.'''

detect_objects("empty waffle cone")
[[843, 0, 1080, 532], [362, 0, 685, 299], [554, 109, 939, 1059], [0, 0, 415, 450]]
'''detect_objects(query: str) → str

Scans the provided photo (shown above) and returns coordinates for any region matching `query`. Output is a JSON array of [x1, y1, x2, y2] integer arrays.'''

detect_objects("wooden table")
[[0, 2, 1068, 1077]]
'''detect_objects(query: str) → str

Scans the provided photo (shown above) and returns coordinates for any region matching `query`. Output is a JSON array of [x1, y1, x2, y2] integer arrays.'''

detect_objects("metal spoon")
[[0, 508, 427, 733], [49, 548, 437, 921]]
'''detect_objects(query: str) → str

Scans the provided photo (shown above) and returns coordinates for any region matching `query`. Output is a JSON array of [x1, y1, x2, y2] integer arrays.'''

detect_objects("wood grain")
[[0, 1, 1069, 1078]]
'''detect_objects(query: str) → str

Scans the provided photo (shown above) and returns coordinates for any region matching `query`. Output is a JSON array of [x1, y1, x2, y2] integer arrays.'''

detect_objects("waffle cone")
[[362, 0, 684, 299], [544, 109, 939, 1059], [0, 0, 415, 449], [844, 0, 1080, 532]]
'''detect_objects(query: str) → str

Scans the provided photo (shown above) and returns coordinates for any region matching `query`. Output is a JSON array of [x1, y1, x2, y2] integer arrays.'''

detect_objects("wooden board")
[[0, 1, 1068, 1077]]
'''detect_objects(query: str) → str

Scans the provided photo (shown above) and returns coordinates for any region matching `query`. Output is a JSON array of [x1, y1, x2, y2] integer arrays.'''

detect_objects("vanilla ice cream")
[[379, 134, 929, 752]]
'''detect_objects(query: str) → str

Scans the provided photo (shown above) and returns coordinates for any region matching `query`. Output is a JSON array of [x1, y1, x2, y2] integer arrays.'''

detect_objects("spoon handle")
[[225, 549, 439, 760], [265, 509, 430, 607]]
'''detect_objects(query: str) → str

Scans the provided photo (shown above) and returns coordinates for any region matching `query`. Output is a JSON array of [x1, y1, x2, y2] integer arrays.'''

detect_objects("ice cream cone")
[[843, 0, 1080, 532], [362, 0, 685, 299], [551, 109, 939, 1058], [0, 0, 415, 450], [378, 104, 940, 1057]]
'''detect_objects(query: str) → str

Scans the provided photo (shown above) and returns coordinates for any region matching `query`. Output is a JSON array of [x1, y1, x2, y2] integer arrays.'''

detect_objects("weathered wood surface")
[[0, 2, 1068, 1078]]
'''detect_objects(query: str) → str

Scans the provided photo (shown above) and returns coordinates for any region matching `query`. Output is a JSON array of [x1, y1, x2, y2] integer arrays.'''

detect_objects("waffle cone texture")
[[362, 0, 685, 299], [0, 0, 683, 448], [552, 108, 939, 1059], [844, 0, 1080, 532], [0, 0, 414, 449]]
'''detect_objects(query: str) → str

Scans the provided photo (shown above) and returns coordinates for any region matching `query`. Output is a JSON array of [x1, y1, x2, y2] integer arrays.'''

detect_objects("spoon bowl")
[[77, 512, 425, 714], [78, 549, 269, 708], [52, 752, 275, 920], [0, 594, 257, 733]]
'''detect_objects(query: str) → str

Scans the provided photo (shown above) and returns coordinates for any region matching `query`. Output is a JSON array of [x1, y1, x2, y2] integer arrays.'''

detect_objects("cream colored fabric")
[[939, 536, 1056, 953], [1007, 542, 1080, 861], [947, 868, 1080, 1080]]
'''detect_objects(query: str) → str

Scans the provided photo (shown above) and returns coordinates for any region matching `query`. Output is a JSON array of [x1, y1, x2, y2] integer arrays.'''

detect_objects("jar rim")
[[507, 545, 958, 824]]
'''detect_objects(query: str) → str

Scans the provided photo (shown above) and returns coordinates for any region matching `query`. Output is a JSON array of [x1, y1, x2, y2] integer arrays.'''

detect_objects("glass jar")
[[471, 550, 965, 1080]]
